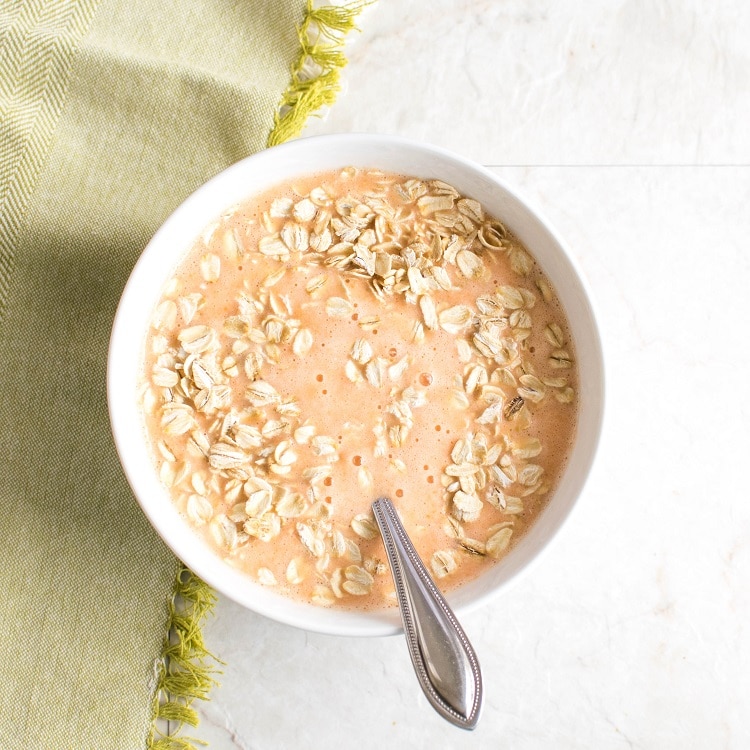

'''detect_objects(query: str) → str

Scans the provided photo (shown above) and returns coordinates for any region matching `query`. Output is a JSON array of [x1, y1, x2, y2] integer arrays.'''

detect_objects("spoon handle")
[[372, 497, 483, 730]]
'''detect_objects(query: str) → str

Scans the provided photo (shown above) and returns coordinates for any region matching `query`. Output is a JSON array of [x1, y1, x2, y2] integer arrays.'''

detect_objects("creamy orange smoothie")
[[139, 168, 577, 609]]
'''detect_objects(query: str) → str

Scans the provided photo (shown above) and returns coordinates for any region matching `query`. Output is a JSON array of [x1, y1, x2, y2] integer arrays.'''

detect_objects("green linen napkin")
[[0, 1, 366, 747]]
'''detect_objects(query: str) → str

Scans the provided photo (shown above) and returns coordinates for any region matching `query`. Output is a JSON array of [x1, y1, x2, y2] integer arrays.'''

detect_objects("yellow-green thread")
[[147, 566, 222, 750], [267, 0, 371, 147]]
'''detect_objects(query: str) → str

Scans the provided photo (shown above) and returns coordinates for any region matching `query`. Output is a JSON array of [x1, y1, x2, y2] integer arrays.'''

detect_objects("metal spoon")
[[371, 497, 483, 730]]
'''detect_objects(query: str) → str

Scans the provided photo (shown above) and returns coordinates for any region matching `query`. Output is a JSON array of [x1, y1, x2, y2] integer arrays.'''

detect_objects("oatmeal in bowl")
[[107, 135, 604, 636]]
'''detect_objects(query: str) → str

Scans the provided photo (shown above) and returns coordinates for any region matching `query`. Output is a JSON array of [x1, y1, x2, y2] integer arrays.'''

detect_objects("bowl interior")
[[108, 134, 604, 636]]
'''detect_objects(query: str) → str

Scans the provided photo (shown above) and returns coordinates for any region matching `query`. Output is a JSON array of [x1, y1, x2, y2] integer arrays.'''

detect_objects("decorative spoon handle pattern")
[[372, 496, 483, 730]]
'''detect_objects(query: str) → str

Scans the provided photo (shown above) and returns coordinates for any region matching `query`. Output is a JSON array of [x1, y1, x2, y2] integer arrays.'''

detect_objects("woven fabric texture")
[[0, 0, 305, 746]]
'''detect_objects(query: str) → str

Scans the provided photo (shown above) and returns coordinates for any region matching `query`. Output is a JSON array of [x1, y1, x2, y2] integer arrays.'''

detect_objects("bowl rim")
[[107, 133, 605, 637]]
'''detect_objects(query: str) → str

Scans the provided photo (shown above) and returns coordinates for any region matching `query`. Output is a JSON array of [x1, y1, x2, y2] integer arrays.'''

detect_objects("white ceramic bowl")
[[108, 134, 604, 637]]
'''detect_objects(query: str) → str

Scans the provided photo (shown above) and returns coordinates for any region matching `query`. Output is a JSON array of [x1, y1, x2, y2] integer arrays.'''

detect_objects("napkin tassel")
[[147, 566, 221, 750], [268, 0, 372, 147]]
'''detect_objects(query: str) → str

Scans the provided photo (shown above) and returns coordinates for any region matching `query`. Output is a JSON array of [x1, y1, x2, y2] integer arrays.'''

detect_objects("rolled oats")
[[140, 168, 577, 610]]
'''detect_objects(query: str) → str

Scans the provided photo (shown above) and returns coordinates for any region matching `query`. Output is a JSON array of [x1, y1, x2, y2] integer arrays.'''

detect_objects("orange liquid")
[[140, 169, 578, 609]]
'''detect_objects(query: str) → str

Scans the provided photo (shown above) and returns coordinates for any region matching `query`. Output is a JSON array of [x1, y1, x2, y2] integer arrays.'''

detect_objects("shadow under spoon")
[[371, 496, 483, 730]]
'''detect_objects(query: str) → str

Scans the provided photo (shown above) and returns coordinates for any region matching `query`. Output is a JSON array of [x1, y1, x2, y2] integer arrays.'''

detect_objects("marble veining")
[[305, 0, 750, 166]]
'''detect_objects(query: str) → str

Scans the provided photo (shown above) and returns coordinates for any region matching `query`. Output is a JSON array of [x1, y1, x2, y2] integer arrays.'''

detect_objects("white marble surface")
[[196, 2, 750, 747]]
